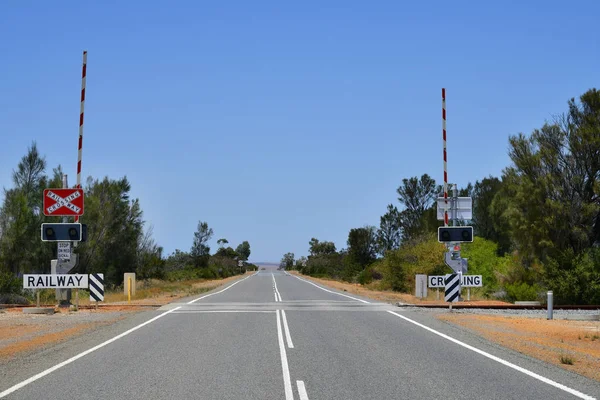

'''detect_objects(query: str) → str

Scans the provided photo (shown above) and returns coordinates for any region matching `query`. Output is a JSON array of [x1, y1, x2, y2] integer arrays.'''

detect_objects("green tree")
[[280, 252, 295, 269], [347, 226, 378, 268], [295, 256, 308, 270], [377, 204, 402, 255], [215, 246, 238, 258], [0, 142, 53, 274], [308, 238, 337, 256], [191, 221, 213, 267], [136, 224, 165, 280], [75, 177, 144, 285], [397, 174, 438, 241], [217, 238, 229, 248], [236, 241, 251, 260]]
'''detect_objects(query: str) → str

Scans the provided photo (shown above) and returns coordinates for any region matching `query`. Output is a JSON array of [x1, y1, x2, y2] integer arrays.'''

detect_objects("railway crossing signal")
[[438, 226, 473, 243], [41, 223, 83, 242]]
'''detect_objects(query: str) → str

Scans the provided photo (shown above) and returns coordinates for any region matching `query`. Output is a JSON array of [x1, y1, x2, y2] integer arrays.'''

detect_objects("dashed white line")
[[276, 310, 295, 400], [281, 309, 294, 349], [386, 311, 596, 400], [297, 381, 309, 400], [187, 274, 255, 304], [0, 306, 182, 398], [293, 275, 370, 304]]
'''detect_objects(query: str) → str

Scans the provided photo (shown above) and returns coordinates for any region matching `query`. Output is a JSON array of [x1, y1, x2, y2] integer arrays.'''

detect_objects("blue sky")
[[1, 1, 598, 263]]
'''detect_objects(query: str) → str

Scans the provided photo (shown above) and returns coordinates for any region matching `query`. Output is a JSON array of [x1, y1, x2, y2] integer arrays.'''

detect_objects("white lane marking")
[[272, 273, 283, 302], [0, 306, 182, 399], [187, 274, 254, 304], [386, 311, 596, 400], [281, 309, 294, 349], [271, 274, 283, 301], [297, 381, 309, 400], [172, 310, 275, 314], [276, 310, 295, 400], [293, 275, 370, 304]]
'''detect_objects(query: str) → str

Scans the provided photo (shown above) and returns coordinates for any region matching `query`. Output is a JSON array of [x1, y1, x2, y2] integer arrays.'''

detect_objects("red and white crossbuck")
[[43, 188, 85, 216]]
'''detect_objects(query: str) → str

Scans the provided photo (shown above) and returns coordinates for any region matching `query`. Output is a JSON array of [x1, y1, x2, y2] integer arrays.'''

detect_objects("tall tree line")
[[284, 88, 600, 304]]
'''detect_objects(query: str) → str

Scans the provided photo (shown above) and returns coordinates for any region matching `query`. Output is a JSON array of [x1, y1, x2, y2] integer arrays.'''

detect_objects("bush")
[[544, 247, 600, 305], [505, 282, 543, 302], [377, 234, 446, 292], [0, 270, 21, 295], [357, 268, 373, 285], [461, 237, 511, 293], [0, 293, 29, 304]]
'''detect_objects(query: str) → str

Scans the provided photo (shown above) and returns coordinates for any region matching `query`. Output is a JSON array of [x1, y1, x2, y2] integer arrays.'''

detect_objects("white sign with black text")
[[57, 241, 71, 260], [428, 274, 482, 288], [23, 274, 89, 289]]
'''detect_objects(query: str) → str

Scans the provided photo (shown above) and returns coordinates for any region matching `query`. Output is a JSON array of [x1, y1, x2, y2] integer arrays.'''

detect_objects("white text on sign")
[[428, 275, 482, 288], [23, 274, 89, 289], [46, 190, 82, 214]]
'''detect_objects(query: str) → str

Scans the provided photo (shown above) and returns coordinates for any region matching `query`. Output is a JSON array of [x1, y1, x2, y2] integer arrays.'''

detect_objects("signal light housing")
[[438, 226, 473, 243], [41, 223, 82, 242]]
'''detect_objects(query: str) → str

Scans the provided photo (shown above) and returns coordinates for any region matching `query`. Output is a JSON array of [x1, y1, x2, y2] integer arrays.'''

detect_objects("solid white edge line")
[[297, 380, 309, 400], [386, 311, 596, 400], [276, 310, 295, 400], [293, 275, 370, 304], [0, 306, 182, 399], [281, 309, 294, 349], [187, 273, 254, 304]]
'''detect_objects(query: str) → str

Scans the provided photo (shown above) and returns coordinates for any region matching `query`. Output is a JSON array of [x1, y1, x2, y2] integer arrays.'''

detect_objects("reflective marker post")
[[547, 291, 553, 320]]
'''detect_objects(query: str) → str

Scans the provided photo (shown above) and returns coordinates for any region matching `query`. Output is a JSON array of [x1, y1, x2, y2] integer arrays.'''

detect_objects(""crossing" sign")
[[43, 188, 85, 216]]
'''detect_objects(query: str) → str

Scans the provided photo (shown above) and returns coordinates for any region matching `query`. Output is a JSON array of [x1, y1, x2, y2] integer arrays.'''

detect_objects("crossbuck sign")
[[43, 189, 85, 216]]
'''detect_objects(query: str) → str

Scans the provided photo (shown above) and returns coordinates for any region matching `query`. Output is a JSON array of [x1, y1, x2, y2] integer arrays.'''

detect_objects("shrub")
[[0, 270, 21, 295], [357, 268, 373, 285], [504, 282, 543, 302]]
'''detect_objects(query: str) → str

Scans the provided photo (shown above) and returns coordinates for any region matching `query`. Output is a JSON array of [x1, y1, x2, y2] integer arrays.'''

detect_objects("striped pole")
[[442, 88, 448, 226], [75, 51, 86, 222]]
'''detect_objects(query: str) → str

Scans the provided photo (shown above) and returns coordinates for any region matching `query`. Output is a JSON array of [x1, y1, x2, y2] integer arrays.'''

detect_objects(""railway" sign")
[[43, 188, 85, 216]]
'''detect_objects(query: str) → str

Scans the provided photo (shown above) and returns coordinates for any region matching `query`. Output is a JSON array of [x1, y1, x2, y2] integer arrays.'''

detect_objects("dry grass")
[[75, 272, 254, 306], [438, 313, 600, 382]]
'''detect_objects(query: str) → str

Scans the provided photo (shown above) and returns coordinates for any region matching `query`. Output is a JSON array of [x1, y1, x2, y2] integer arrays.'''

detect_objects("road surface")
[[1, 269, 599, 399]]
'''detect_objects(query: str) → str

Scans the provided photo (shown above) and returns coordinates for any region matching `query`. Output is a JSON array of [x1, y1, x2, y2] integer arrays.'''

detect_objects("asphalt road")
[[1, 269, 599, 399]]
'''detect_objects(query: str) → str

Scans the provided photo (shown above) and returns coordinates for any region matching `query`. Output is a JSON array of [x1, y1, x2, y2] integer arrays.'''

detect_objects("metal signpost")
[[439, 88, 479, 305]]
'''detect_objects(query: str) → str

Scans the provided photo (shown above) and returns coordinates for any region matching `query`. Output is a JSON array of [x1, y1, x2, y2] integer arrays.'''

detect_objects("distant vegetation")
[[281, 88, 600, 305], [0, 147, 255, 302]]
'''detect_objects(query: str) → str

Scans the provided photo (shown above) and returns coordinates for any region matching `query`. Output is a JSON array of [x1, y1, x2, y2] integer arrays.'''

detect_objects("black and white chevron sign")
[[444, 273, 461, 303], [89, 273, 104, 302]]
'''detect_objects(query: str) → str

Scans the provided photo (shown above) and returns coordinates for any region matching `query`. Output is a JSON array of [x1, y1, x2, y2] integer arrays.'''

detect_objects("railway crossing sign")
[[43, 188, 85, 216], [429, 274, 482, 288]]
